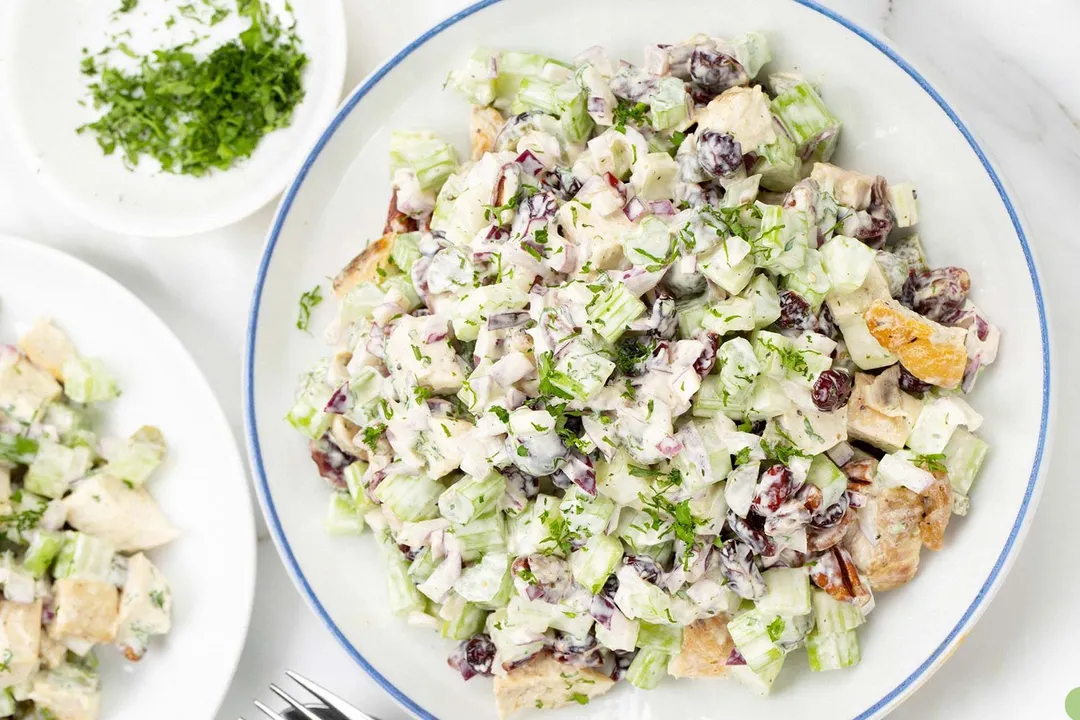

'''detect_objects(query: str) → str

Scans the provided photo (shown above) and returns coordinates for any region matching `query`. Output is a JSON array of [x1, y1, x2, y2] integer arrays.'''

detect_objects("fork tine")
[[253, 700, 289, 720], [286, 670, 376, 720], [268, 684, 326, 720]]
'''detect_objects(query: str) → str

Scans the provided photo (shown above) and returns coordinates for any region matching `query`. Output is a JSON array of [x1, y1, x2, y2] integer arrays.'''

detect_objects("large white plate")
[[0, 235, 256, 718], [1, 0, 346, 237], [245, 1, 1052, 718]]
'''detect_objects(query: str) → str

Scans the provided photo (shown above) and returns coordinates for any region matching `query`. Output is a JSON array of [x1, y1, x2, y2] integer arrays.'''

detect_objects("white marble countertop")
[[1, 0, 1078, 717]]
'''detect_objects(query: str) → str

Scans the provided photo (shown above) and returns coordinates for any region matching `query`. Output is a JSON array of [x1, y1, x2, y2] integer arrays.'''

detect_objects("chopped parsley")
[[615, 337, 653, 375], [571, 693, 590, 705], [803, 418, 825, 444], [80, 0, 309, 176], [759, 338, 815, 379], [766, 616, 786, 642], [516, 445, 529, 457], [412, 386, 433, 404], [0, 649, 12, 673], [361, 423, 386, 451], [295, 284, 323, 332], [913, 453, 947, 473], [613, 99, 649, 132], [733, 447, 752, 466], [540, 516, 578, 556], [149, 590, 166, 609], [489, 406, 510, 424], [537, 351, 573, 401]]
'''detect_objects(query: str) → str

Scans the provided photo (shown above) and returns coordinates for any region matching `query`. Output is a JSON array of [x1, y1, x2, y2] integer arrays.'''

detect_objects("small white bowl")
[[246, 1, 1052, 718], [1, 0, 346, 238]]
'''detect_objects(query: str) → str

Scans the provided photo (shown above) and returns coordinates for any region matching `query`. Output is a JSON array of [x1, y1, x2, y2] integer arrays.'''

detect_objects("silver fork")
[[243, 670, 380, 720]]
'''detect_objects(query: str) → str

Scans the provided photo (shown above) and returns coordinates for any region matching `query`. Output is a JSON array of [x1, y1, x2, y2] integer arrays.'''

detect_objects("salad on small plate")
[[287, 28, 1002, 720]]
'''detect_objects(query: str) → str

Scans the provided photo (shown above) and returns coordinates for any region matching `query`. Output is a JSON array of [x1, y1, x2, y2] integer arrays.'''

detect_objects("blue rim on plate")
[[244, 1, 1052, 718]]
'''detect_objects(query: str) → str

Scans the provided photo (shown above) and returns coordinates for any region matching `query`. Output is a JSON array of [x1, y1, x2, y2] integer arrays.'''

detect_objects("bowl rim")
[[243, 1, 1053, 718]]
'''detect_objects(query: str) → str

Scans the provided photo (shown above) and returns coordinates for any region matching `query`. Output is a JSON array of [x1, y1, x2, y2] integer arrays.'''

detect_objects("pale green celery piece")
[[390, 231, 422, 273], [729, 32, 772, 78], [388, 130, 458, 192], [100, 426, 165, 487], [560, 490, 616, 539], [25, 440, 92, 499], [636, 621, 683, 654], [806, 454, 847, 508], [492, 51, 571, 110], [452, 512, 507, 562], [408, 547, 439, 583], [447, 47, 499, 106], [625, 647, 670, 689], [512, 76, 560, 115], [771, 80, 842, 163], [649, 76, 690, 131], [676, 292, 712, 339], [811, 588, 865, 634], [746, 376, 790, 421], [730, 654, 785, 696], [373, 473, 443, 522], [440, 598, 487, 640], [692, 374, 749, 420], [454, 552, 511, 607], [702, 296, 755, 336], [430, 172, 465, 233], [559, 83, 596, 143], [23, 530, 64, 578], [588, 282, 647, 344], [52, 532, 114, 581], [781, 248, 832, 311], [380, 534, 426, 616], [727, 609, 785, 672], [569, 533, 623, 594], [438, 472, 506, 525], [806, 629, 861, 671], [752, 128, 801, 192], [61, 357, 120, 404], [744, 273, 781, 328], [944, 427, 989, 496], [889, 233, 928, 272], [325, 492, 365, 535], [0, 688, 13, 717], [756, 567, 811, 616]]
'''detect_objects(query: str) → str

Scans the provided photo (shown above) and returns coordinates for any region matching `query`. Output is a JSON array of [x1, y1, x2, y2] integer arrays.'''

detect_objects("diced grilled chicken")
[[29, 667, 101, 720], [63, 475, 179, 552], [845, 368, 921, 453], [115, 553, 172, 661], [18, 319, 77, 381], [920, 471, 953, 551], [667, 614, 734, 678], [844, 484, 923, 592], [50, 579, 119, 645], [471, 106, 504, 161], [332, 233, 396, 299], [0, 599, 42, 688], [0, 346, 61, 424], [493, 652, 614, 719]]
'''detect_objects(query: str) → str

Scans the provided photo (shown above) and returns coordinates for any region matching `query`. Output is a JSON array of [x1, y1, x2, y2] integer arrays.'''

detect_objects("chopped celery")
[[752, 130, 801, 192], [636, 621, 683, 654], [625, 647, 670, 690], [729, 32, 772, 79], [560, 490, 616, 539], [771, 79, 842, 162], [53, 532, 115, 581], [702, 296, 755, 336], [325, 492, 365, 535], [744, 273, 781, 329], [782, 248, 832, 311], [438, 472, 506, 525], [569, 533, 622, 594], [389, 130, 458, 192], [888, 182, 919, 227], [730, 655, 785, 696], [373, 473, 443, 522], [24, 440, 91, 499], [23, 530, 64, 578], [440, 595, 488, 640], [676, 292, 712, 339], [727, 609, 785, 672], [588, 283, 647, 343], [447, 47, 499, 105], [944, 428, 989, 496], [649, 76, 690, 131], [806, 454, 846, 509], [806, 629, 861, 671], [378, 533, 426, 616], [0, 689, 13, 717], [507, 495, 562, 556], [544, 344, 616, 403], [454, 552, 511, 607], [692, 374, 748, 420], [756, 567, 811, 616], [390, 232, 422, 273], [61, 357, 120, 404], [821, 235, 877, 295], [451, 512, 506, 561], [811, 588, 865, 634], [100, 426, 166, 487]]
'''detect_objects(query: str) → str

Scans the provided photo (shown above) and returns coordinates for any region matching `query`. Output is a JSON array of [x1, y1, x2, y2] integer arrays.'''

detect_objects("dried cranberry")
[[810, 492, 850, 529], [811, 369, 853, 412], [727, 511, 775, 556], [777, 290, 815, 331], [309, 433, 355, 490], [397, 544, 420, 562], [899, 270, 917, 310], [551, 631, 604, 667], [447, 633, 496, 680], [554, 452, 596, 497], [815, 302, 839, 340], [324, 384, 351, 415], [752, 465, 794, 516], [696, 130, 743, 178], [716, 541, 766, 600], [911, 267, 971, 322], [693, 332, 721, 376], [853, 176, 893, 249], [763, 499, 811, 536], [610, 650, 637, 681], [689, 48, 748, 94], [623, 554, 662, 583], [898, 364, 932, 393]]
